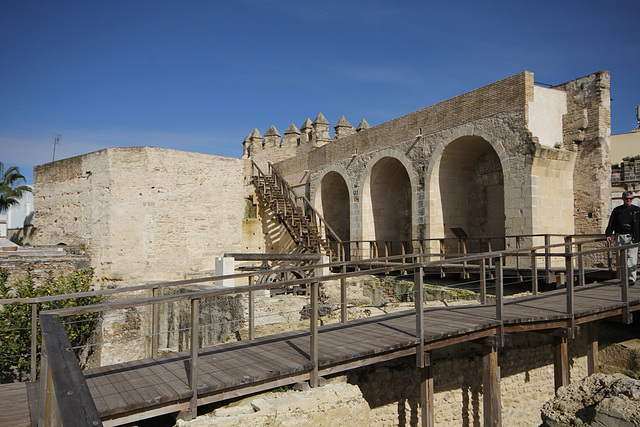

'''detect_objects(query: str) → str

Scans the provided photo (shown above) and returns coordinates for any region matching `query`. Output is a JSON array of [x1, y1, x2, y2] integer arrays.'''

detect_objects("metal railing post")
[[30, 302, 38, 381], [189, 298, 200, 419]]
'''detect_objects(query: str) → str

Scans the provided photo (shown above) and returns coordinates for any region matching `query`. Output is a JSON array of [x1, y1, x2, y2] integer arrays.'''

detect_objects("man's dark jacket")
[[605, 204, 640, 243]]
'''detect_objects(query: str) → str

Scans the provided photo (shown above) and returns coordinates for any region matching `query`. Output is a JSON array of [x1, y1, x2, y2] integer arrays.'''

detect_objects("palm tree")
[[0, 162, 32, 213]]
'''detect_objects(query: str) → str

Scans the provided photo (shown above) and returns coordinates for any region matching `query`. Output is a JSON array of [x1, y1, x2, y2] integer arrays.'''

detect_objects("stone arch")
[[313, 168, 351, 242], [360, 149, 419, 256], [426, 131, 508, 251]]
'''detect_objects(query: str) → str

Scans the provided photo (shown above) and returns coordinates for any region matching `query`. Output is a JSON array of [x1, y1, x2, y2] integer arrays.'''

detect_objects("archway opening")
[[364, 157, 412, 255], [437, 136, 505, 251], [320, 172, 350, 242]]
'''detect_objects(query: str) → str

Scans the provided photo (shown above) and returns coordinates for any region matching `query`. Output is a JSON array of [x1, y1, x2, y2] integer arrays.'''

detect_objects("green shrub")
[[0, 267, 101, 383]]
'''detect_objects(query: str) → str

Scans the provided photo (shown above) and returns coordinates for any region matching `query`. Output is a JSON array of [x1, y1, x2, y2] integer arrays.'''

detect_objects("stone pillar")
[[215, 256, 235, 288]]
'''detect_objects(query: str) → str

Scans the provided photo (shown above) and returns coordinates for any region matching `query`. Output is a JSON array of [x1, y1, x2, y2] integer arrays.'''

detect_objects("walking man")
[[605, 190, 640, 286]]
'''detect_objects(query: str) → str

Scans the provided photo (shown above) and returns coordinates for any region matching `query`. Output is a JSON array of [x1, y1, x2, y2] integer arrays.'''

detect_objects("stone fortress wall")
[[264, 71, 610, 254], [32, 70, 611, 281], [34, 147, 251, 282]]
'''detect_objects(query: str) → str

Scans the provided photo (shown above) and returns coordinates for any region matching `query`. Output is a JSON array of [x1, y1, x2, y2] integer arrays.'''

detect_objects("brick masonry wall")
[[276, 71, 532, 180], [34, 147, 251, 282], [0, 255, 90, 285]]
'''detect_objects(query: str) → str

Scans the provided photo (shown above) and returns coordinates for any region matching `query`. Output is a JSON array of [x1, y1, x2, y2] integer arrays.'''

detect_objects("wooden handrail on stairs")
[[251, 161, 343, 261]]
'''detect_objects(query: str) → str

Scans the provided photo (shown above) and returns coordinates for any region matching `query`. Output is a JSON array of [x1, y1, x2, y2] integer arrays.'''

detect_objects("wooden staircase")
[[251, 162, 342, 260]]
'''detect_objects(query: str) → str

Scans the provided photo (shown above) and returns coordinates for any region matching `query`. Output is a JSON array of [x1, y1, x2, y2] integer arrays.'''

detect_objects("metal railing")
[[36, 237, 636, 424]]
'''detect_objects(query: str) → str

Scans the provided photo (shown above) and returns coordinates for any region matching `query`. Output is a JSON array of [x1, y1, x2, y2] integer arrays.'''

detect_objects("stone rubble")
[[541, 373, 640, 426], [175, 377, 371, 427]]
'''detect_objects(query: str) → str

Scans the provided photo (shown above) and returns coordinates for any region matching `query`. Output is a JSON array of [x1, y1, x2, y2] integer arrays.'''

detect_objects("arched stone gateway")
[[318, 171, 350, 242], [429, 136, 505, 251], [362, 156, 413, 256]]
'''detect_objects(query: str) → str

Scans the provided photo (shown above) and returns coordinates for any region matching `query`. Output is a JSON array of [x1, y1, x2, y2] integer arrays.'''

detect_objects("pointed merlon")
[[312, 113, 330, 126], [356, 119, 371, 132], [334, 116, 354, 129], [300, 118, 313, 131], [250, 128, 263, 139], [264, 125, 281, 137], [284, 123, 301, 135]]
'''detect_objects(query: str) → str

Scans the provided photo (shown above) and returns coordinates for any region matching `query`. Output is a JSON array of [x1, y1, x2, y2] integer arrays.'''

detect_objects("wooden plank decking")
[[84, 280, 640, 425], [3, 280, 639, 426]]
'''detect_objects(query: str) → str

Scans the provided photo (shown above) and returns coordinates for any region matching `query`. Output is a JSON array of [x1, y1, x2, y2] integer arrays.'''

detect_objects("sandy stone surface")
[[541, 373, 640, 426]]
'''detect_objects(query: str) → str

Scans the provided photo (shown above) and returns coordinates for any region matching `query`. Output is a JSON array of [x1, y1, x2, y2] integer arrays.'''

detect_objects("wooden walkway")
[[4, 280, 640, 426], [88, 280, 639, 425]]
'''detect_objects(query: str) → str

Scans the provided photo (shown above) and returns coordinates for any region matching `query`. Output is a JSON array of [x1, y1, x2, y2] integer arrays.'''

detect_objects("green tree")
[[0, 162, 32, 213], [0, 268, 100, 383]]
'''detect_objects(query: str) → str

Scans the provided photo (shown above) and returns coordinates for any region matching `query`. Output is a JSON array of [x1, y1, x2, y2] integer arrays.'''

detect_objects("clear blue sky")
[[1, 0, 638, 184]]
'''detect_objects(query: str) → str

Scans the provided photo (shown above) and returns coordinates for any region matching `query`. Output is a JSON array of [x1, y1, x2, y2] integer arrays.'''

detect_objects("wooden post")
[[526, 249, 535, 297], [420, 352, 434, 427], [38, 338, 51, 426], [249, 276, 255, 340], [39, 313, 101, 426], [482, 343, 501, 426], [152, 286, 159, 359], [30, 302, 38, 381], [587, 322, 599, 375], [565, 251, 575, 338], [495, 257, 504, 345], [189, 298, 200, 419], [415, 267, 424, 367], [553, 335, 569, 391], [462, 239, 468, 279], [480, 259, 487, 305], [621, 248, 632, 324], [439, 240, 445, 278], [310, 281, 319, 387], [577, 243, 585, 287], [545, 235, 551, 284], [340, 264, 347, 323]]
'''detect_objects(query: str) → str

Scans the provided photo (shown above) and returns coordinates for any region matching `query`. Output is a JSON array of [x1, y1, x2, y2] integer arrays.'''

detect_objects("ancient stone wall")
[[554, 71, 611, 236], [266, 71, 609, 253], [0, 254, 90, 285], [34, 147, 251, 282]]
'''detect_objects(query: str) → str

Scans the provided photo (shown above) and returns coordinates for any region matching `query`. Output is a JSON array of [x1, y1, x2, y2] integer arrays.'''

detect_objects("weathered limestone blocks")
[[34, 147, 249, 282], [541, 373, 640, 426], [176, 378, 371, 426]]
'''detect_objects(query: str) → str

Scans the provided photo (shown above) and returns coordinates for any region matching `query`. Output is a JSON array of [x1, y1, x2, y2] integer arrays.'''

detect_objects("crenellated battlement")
[[242, 113, 370, 165]]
